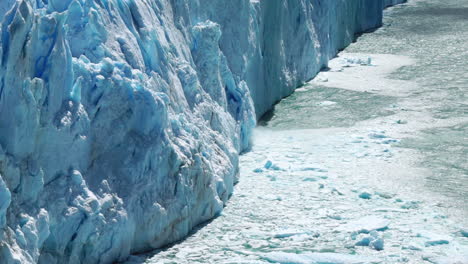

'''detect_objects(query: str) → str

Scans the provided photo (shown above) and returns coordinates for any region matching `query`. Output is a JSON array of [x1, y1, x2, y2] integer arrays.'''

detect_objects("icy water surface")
[[131, 1, 468, 263], [258, 86, 397, 129], [344, 0, 468, 205]]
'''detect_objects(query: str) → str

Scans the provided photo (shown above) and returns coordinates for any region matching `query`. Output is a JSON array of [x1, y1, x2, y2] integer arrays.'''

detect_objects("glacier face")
[[0, 0, 404, 263]]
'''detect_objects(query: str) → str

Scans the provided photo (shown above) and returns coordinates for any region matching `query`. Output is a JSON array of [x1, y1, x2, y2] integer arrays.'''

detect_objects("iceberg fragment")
[[262, 252, 381, 264], [342, 216, 390, 234]]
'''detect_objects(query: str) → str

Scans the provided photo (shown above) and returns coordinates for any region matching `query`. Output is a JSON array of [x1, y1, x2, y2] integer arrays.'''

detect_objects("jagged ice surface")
[[0, 0, 404, 263]]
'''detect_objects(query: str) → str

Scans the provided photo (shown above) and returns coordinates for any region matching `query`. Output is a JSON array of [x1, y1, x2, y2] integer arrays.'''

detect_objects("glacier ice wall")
[[0, 0, 405, 263]]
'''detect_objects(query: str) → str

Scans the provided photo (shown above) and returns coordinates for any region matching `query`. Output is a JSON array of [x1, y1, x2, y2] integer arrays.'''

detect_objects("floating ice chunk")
[[396, 119, 408, 124], [342, 216, 390, 233], [381, 139, 399, 144], [373, 207, 407, 213], [402, 243, 423, 251], [340, 56, 374, 67], [270, 165, 282, 171], [253, 168, 263, 173], [354, 152, 369, 158], [262, 195, 282, 201], [423, 254, 468, 264], [273, 229, 318, 239], [432, 213, 447, 219], [267, 175, 277, 181], [301, 167, 328, 172], [424, 240, 450, 247], [245, 240, 270, 249], [375, 192, 395, 199], [355, 231, 384, 251], [460, 229, 468, 237], [331, 187, 344, 195], [355, 236, 372, 246], [359, 191, 372, 199], [264, 160, 281, 171], [401, 201, 421, 209], [368, 132, 388, 139], [416, 231, 451, 247], [318, 100, 336, 106], [261, 252, 381, 264], [303, 177, 317, 182], [369, 237, 384, 251], [328, 214, 342, 220]]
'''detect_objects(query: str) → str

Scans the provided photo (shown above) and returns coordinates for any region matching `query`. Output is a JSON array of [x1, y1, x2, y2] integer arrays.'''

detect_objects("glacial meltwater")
[[133, 1, 468, 263]]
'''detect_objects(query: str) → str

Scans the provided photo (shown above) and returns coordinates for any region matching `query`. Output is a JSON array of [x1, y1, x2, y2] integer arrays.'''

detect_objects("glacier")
[[0, 0, 405, 263]]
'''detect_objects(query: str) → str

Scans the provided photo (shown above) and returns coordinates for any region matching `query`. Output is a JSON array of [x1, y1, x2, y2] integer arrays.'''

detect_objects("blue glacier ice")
[[0, 0, 405, 263]]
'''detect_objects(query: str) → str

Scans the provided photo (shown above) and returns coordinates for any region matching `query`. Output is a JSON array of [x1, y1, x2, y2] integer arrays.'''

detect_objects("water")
[[259, 86, 397, 130], [133, 1, 468, 263], [345, 0, 468, 206]]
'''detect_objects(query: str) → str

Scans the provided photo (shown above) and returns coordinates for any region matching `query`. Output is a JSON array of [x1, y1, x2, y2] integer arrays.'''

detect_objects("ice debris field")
[[131, 53, 468, 264]]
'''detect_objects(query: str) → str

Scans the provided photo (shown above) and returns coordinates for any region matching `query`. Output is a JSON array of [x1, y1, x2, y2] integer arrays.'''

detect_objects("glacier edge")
[[0, 0, 405, 263]]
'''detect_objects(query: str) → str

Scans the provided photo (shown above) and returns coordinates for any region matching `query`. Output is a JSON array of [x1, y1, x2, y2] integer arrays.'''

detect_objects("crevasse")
[[0, 0, 405, 263]]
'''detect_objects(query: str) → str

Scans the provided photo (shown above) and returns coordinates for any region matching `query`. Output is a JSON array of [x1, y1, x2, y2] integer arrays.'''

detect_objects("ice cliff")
[[0, 0, 405, 263]]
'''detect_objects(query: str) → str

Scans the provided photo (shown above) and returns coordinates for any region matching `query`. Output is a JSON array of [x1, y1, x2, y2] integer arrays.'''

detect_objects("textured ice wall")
[[0, 0, 404, 263]]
